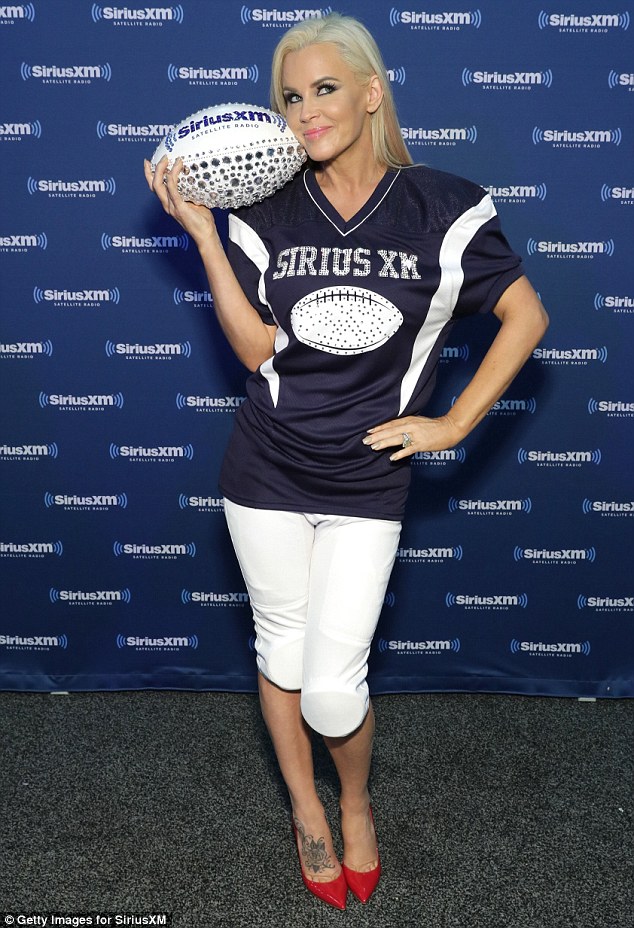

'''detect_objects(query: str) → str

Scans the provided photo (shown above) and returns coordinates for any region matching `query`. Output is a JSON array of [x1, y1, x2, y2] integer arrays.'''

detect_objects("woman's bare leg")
[[258, 672, 342, 881]]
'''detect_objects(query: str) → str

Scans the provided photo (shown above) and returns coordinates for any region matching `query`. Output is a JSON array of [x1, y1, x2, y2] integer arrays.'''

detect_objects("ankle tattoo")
[[294, 816, 336, 875]]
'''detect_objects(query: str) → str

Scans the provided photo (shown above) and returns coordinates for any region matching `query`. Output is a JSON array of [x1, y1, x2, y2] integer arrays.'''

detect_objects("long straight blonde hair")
[[270, 12, 413, 170]]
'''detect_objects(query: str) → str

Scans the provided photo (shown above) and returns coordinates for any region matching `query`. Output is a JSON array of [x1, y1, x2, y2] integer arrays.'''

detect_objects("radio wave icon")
[[582, 498, 593, 515], [105, 340, 116, 358], [248, 635, 256, 652], [451, 638, 461, 652], [513, 546, 525, 563], [42, 339, 53, 357], [117, 494, 128, 509], [461, 68, 474, 87], [178, 494, 190, 510], [30, 120, 42, 138], [389, 66, 406, 86], [453, 546, 464, 561], [611, 128, 622, 145], [537, 10, 549, 29], [389, 8, 402, 26], [116, 634, 126, 649], [176, 234, 189, 251], [188, 635, 199, 649], [240, 5, 252, 24], [176, 393, 187, 410], [248, 65, 259, 83], [510, 638, 521, 654], [378, 638, 389, 653], [58, 634, 68, 650], [105, 177, 116, 195], [101, 63, 112, 81], [183, 444, 194, 461], [167, 63, 179, 82], [525, 398, 537, 414], [53, 540, 63, 557], [577, 594, 588, 609], [455, 447, 466, 464], [586, 548, 597, 564], [536, 184, 547, 201], [173, 288, 185, 304], [581, 640, 591, 656], [469, 10, 482, 28], [601, 184, 613, 202], [594, 293, 605, 311], [27, 177, 38, 195], [44, 492, 54, 508], [121, 588, 131, 604], [113, 541, 124, 557], [18, 2, 35, 20], [527, 238, 539, 256], [96, 120, 108, 139], [608, 70, 620, 89], [541, 70, 553, 88], [180, 342, 192, 358], [186, 543, 196, 558], [109, 288, 120, 304], [517, 447, 528, 464], [518, 593, 529, 609], [588, 398, 599, 415], [321, 6, 334, 17], [113, 392, 124, 409], [181, 589, 192, 604], [101, 233, 112, 250], [445, 592, 457, 607], [39, 392, 50, 408], [532, 127, 545, 145], [172, 4, 184, 24], [522, 498, 532, 514], [384, 591, 395, 607], [619, 12, 630, 29], [91, 4, 103, 21], [109, 444, 120, 459], [591, 449, 602, 465], [49, 588, 60, 603], [466, 126, 477, 143], [48, 443, 59, 459], [20, 62, 32, 80], [448, 497, 459, 513], [603, 239, 615, 257]]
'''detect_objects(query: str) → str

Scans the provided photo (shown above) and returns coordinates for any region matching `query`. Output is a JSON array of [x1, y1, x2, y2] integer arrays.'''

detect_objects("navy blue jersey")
[[219, 165, 523, 520]]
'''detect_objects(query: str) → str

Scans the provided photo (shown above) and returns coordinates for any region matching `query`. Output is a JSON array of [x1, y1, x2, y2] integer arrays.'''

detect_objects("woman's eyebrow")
[[282, 75, 340, 91]]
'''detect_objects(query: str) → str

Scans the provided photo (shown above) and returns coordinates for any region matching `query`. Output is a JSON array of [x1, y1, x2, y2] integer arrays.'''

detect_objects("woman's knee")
[[300, 680, 369, 738]]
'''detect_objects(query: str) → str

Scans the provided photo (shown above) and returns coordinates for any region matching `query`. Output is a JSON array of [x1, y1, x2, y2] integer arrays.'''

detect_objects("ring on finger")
[[402, 432, 413, 448]]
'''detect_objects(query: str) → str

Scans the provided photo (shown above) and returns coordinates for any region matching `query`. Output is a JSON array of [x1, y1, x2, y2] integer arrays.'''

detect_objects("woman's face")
[[281, 42, 381, 167]]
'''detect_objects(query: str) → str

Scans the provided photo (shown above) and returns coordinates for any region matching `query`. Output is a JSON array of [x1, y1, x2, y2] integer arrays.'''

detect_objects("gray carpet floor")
[[1, 690, 632, 928]]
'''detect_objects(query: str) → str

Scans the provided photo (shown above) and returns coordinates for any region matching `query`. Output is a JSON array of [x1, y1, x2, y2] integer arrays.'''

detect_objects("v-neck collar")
[[303, 168, 401, 237]]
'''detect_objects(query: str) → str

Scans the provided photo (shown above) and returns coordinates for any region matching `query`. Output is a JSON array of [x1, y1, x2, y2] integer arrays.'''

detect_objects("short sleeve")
[[452, 204, 524, 318], [227, 212, 277, 326]]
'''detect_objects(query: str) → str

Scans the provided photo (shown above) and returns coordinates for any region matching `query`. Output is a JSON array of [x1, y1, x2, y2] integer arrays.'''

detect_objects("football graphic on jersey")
[[151, 103, 306, 209], [290, 286, 403, 355]]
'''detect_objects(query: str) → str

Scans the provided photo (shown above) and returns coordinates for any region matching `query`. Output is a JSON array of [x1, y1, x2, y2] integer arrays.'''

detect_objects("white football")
[[151, 103, 306, 209], [290, 286, 404, 356]]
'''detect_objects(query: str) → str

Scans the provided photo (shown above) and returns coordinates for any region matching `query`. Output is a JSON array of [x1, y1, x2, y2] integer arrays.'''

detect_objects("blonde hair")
[[270, 12, 413, 170]]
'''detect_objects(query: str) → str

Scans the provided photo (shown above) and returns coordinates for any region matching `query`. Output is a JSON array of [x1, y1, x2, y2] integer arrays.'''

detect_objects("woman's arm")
[[144, 157, 276, 372], [364, 275, 549, 460]]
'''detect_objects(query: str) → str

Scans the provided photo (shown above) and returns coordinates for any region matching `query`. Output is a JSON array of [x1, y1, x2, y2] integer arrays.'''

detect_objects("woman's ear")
[[367, 74, 384, 114]]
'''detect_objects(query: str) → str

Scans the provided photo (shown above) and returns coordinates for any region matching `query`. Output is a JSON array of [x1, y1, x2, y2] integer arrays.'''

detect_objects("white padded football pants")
[[224, 499, 401, 737]]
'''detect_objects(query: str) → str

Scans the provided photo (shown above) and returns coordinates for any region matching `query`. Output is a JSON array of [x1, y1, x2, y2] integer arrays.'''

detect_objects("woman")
[[145, 13, 548, 909]]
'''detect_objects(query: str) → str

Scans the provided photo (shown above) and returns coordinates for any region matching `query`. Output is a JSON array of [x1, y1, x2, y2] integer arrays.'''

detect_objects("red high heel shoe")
[[342, 806, 381, 904], [291, 821, 348, 910]]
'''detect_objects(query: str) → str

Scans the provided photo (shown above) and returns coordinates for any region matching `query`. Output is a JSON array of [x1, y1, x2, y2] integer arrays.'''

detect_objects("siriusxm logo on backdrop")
[[173, 288, 213, 308], [510, 638, 591, 658], [39, 392, 124, 412], [401, 126, 477, 146], [0, 233, 47, 253], [387, 67, 406, 86], [462, 68, 553, 90], [27, 177, 116, 198], [181, 589, 249, 606], [0, 633, 68, 651], [91, 4, 184, 25], [110, 443, 194, 462], [587, 398, 634, 417], [594, 292, 634, 314], [514, 546, 596, 565], [178, 494, 224, 513], [582, 498, 633, 517], [1, 340, 52, 359], [97, 121, 172, 142], [113, 541, 196, 560], [0, 3, 35, 22], [0, 120, 41, 141], [527, 238, 615, 259], [608, 70, 634, 90], [448, 497, 532, 515], [538, 11, 630, 32], [44, 492, 128, 511], [397, 545, 463, 564], [601, 184, 634, 205], [487, 396, 537, 415], [518, 448, 602, 467], [33, 287, 120, 307], [389, 8, 481, 29], [532, 345, 607, 365], [176, 393, 245, 412], [167, 63, 259, 85], [446, 592, 528, 610], [0, 442, 58, 461], [532, 126, 622, 148], [412, 447, 466, 466], [1, 540, 63, 558], [50, 587, 131, 605], [577, 594, 633, 612], [20, 62, 112, 83], [117, 633, 198, 651], [484, 184, 547, 204], [106, 340, 191, 360], [239, 6, 331, 26], [101, 232, 189, 254], [378, 638, 461, 656], [440, 344, 469, 362]]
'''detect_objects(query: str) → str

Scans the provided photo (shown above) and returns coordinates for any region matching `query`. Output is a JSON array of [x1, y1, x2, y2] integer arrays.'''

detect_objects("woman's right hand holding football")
[[143, 155, 218, 250]]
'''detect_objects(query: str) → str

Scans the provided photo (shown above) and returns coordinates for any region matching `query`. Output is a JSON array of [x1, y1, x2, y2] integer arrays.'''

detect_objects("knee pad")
[[300, 679, 369, 737], [255, 630, 304, 691]]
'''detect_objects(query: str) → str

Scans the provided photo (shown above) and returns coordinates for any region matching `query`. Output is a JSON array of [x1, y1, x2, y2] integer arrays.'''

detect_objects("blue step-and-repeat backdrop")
[[1, 1, 632, 696]]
